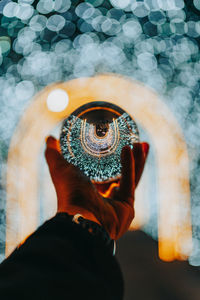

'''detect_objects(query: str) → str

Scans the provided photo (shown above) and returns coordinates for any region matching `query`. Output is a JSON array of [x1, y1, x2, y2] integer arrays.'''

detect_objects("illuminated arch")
[[6, 74, 192, 261]]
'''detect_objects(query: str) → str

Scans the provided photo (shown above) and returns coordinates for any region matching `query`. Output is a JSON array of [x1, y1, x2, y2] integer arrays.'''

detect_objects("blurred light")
[[134, 39, 154, 55], [157, 23, 172, 35], [3, 2, 18, 18], [78, 19, 93, 33], [151, 37, 166, 54], [110, 0, 131, 10], [15, 80, 35, 101], [86, 0, 104, 7], [25, 51, 52, 76], [137, 52, 157, 71], [75, 2, 95, 19], [54, 39, 72, 54], [47, 89, 69, 112], [195, 21, 200, 35], [144, 0, 159, 10], [0, 55, 3, 66], [29, 15, 47, 31], [18, 0, 34, 4], [101, 18, 121, 35], [13, 27, 36, 54], [7, 20, 24, 38], [92, 15, 107, 32], [173, 0, 185, 10], [189, 238, 200, 266], [15, 3, 34, 20], [107, 8, 126, 21], [60, 20, 76, 37], [46, 15, 65, 32], [54, 0, 71, 13], [73, 33, 94, 48], [0, 36, 11, 54], [148, 10, 166, 25], [159, 63, 173, 79], [0, 0, 11, 14], [170, 19, 188, 35], [193, 0, 200, 11], [36, 0, 54, 14], [187, 21, 199, 38], [122, 19, 142, 39], [167, 9, 186, 20], [131, 1, 150, 18], [157, 0, 184, 10]]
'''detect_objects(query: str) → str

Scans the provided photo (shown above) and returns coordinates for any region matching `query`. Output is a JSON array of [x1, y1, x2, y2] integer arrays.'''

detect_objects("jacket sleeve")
[[0, 213, 124, 300]]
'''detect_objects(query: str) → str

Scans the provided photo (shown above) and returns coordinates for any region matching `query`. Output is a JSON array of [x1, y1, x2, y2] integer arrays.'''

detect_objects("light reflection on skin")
[[6, 74, 192, 262]]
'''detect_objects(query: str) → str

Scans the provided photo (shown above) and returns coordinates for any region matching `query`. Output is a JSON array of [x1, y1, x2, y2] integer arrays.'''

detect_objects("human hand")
[[45, 136, 149, 240]]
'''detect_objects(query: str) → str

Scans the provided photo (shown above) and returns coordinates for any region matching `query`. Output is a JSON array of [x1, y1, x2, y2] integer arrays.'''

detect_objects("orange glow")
[[6, 74, 192, 262], [99, 182, 120, 198]]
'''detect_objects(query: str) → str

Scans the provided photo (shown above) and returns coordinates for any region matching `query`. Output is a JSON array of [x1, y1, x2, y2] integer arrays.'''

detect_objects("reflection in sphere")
[[60, 101, 139, 183]]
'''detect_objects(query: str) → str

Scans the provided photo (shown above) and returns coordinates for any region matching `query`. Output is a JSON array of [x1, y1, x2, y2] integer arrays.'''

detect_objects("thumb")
[[45, 136, 68, 176]]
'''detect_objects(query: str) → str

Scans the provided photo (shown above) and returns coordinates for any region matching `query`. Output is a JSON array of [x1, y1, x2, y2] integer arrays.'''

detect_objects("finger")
[[45, 136, 61, 152], [118, 145, 135, 201], [45, 136, 68, 176], [134, 142, 149, 187]]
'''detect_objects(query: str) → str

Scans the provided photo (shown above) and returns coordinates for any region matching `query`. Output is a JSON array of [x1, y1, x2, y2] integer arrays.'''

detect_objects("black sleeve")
[[0, 214, 124, 300]]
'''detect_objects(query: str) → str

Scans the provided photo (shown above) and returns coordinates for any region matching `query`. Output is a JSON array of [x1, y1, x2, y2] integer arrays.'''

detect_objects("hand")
[[45, 136, 149, 240]]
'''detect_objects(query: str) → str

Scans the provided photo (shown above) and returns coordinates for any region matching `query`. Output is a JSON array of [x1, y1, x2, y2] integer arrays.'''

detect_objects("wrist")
[[57, 207, 102, 226], [56, 212, 116, 256]]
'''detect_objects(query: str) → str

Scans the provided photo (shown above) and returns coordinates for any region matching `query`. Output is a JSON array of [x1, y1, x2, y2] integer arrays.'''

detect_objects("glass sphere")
[[60, 101, 139, 183]]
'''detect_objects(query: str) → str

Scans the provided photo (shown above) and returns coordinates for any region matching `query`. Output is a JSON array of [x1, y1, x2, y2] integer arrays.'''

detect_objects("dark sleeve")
[[0, 214, 124, 300]]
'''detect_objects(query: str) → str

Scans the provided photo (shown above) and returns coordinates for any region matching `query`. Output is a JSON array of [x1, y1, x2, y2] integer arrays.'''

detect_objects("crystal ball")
[[60, 101, 139, 183]]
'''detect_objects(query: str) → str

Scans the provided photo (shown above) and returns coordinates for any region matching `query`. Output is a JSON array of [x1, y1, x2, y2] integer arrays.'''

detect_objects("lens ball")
[[60, 101, 139, 183]]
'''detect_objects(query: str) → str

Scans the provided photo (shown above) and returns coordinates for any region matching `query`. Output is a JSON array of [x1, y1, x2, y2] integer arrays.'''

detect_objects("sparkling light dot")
[[47, 89, 69, 112]]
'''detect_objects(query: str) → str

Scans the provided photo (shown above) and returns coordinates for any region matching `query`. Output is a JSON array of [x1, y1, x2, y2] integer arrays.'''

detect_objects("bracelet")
[[56, 212, 116, 256]]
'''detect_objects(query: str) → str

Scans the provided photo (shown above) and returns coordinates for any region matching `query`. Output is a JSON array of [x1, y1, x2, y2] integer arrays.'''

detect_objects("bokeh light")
[[0, 0, 199, 267]]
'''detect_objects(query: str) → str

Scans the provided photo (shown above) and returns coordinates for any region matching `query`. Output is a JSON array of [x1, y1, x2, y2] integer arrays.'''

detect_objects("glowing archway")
[[6, 74, 192, 261]]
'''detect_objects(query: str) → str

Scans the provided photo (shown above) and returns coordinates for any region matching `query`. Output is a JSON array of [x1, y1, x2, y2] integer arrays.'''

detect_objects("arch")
[[6, 74, 192, 261]]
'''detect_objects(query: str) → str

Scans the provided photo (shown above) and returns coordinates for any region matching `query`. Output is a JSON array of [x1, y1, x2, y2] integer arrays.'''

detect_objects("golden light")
[[6, 74, 192, 262]]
